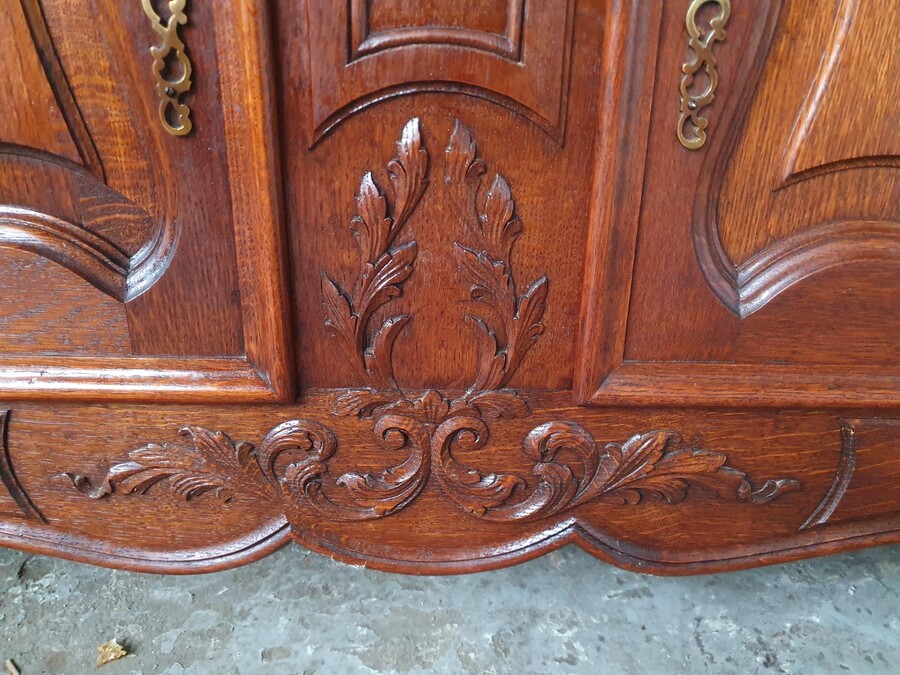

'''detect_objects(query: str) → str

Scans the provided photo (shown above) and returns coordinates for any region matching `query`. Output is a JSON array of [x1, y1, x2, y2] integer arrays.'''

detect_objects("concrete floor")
[[0, 544, 897, 675]]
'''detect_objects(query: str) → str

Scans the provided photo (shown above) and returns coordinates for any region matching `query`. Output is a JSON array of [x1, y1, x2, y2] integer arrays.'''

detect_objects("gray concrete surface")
[[1, 544, 897, 674]]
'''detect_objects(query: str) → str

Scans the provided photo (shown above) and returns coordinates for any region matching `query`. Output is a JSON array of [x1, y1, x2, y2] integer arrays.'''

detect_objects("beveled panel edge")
[[303, 0, 575, 147], [0, 1, 291, 402], [0, 356, 281, 403], [349, 0, 525, 61], [213, 0, 295, 401], [691, 2, 900, 319], [591, 363, 900, 409], [573, 0, 663, 402]]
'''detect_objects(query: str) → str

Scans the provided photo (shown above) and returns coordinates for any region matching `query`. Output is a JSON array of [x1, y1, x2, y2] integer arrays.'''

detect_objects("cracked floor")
[[1, 544, 898, 674]]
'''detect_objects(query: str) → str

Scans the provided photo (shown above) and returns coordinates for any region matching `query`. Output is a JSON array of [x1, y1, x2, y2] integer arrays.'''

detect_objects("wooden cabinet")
[[0, 0, 896, 575]]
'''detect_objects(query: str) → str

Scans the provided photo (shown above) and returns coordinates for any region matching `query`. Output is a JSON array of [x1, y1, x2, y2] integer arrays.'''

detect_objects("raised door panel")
[[299, 0, 574, 145], [580, 0, 900, 407], [0, 0, 292, 400]]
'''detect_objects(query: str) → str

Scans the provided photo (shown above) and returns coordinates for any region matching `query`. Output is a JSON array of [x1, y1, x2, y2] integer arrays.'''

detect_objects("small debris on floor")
[[4, 659, 21, 675], [96, 640, 127, 667]]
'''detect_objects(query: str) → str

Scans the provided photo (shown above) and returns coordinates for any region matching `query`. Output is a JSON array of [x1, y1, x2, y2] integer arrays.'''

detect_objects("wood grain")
[[0, 396, 895, 575], [0, 0, 896, 576]]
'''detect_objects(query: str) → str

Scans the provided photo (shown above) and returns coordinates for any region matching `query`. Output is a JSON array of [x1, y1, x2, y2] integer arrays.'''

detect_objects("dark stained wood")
[[0, 0, 896, 576], [0, 396, 897, 575], [0, 0, 291, 401]]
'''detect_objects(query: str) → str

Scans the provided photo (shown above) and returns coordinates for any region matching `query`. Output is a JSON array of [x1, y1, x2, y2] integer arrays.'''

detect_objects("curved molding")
[[1, 0, 179, 302], [312, 81, 568, 148], [800, 421, 856, 531], [0, 518, 290, 574], [5, 500, 899, 576], [288, 517, 900, 576], [354, 26, 521, 60], [0, 410, 45, 522], [695, 218, 900, 319], [735, 221, 900, 318], [125, 209, 179, 302], [349, 0, 525, 61], [691, 2, 900, 318], [0, 206, 176, 302], [306, 0, 575, 147]]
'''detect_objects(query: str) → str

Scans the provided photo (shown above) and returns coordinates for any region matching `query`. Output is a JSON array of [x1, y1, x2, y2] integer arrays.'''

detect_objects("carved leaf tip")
[[353, 172, 391, 262], [445, 119, 485, 185], [742, 478, 802, 504], [59, 471, 113, 500], [322, 119, 428, 391], [465, 389, 530, 420], [389, 118, 429, 234], [481, 174, 521, 259]]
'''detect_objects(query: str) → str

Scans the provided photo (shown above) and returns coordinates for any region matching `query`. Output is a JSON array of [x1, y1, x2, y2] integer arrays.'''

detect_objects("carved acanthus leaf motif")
[[446, 120, 549, 392], [63, 426, 276, 503], [322, 118, 428, 390], [333, 388, 530, 425], [62, 417, 437, 523], [439, 422, 802, 522], [63, 121, 803, 529]]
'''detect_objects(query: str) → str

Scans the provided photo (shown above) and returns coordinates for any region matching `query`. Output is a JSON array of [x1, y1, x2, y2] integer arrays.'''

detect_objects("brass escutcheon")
[[678, 0, 731, 150], [141, 0, 193, 136]]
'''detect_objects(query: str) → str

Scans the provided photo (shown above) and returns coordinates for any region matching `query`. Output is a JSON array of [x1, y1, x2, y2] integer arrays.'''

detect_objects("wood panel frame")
[[0, 0, 294, 403], [574, 0, 899, 409]]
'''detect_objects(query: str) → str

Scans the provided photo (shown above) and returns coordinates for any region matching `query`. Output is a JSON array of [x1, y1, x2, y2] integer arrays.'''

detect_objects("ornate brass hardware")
[[678, 0, 731, 149], [141, 0, 193, 136]]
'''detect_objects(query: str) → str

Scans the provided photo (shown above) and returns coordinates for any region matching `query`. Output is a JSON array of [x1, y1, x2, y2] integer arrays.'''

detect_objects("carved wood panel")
[[351, 0, 524, 60], [0, 0, 293, 401], [0, 0, 897, 577], [282, 0, 603, 392], [579, 0, 900, 407], [2, 398, 896, 575], [287, 0, 575, 145], [711, 0, 899, 312], [0, 0, 175, 304]]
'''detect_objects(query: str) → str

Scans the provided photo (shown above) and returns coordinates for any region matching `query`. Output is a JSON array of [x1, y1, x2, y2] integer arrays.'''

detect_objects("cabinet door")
[[0, 0, 896, 576], [579, 0, 899, 407], [0, 0, 291, 400]]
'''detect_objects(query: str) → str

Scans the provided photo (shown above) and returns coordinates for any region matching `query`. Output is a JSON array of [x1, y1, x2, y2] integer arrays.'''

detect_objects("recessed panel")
[[294, 0, 575, 145]]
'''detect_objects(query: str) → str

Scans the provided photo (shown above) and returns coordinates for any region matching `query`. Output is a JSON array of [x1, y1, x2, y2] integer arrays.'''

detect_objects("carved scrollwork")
[[443, 423, 802, 523], [141, 0, 193, 136], [61, 420, 416, 522], [64, 119, 800, 525], [678, 0, 731, 149], [318, 119, 546, 518]]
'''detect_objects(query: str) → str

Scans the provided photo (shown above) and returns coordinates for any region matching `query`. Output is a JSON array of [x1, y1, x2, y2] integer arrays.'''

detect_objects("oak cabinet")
[[0, 0, 896, 575]]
